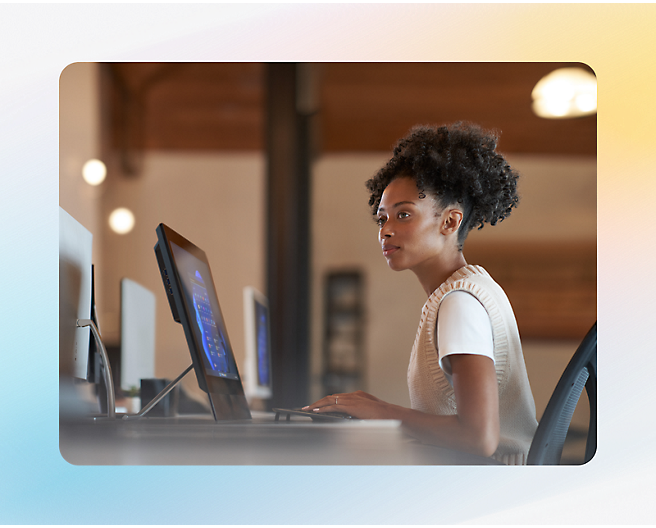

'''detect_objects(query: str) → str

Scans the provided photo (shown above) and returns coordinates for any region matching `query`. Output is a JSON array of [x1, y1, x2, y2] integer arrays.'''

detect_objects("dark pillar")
[[265, 64, 312, 408]]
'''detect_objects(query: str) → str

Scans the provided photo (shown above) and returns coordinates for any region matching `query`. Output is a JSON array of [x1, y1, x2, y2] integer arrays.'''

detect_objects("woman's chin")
[[385, 259, 406, 272]]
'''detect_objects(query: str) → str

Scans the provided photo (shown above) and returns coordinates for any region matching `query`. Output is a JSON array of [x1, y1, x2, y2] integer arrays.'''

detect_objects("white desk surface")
[[60, 413, 502, 466]]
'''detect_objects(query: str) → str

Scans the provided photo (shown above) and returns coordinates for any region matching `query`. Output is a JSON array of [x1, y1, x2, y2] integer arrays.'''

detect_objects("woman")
[[304, 122, 538, 465]]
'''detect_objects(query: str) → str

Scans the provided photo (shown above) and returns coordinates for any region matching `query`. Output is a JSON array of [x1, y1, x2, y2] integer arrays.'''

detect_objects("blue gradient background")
[[1, 3, 655, 524]]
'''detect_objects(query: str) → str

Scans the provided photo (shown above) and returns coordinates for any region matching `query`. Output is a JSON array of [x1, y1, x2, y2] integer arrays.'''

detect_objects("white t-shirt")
[[436, 290, 494, 385]]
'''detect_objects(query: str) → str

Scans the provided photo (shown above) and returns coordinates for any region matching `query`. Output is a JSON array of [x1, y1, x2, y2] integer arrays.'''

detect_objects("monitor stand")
[[122, 364, 193, 420], [78, 318, 195, 422], [77, 318, 115, 419]]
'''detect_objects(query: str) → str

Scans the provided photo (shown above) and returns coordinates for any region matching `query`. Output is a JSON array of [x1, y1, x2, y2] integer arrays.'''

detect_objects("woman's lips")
[[382, 245, 399, 257]]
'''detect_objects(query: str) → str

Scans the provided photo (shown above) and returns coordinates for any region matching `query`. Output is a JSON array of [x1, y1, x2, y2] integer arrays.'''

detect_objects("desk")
[[59, 414, 502, 465]]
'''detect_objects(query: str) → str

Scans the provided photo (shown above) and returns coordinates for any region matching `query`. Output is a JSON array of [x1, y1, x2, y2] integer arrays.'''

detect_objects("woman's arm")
[[304, 353, 500, 458], [402, 353, 499, 457]]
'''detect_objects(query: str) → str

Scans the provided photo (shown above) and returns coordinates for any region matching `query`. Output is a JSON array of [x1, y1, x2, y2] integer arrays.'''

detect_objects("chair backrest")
[[527, 322, 597, 465]]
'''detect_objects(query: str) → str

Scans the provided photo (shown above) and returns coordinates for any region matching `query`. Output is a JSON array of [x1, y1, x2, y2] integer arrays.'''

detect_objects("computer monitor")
[[120, 278, 156, 392], [154, 223, 251, 421], [243, 286, 273, 401], [59, 207, 93, 380]]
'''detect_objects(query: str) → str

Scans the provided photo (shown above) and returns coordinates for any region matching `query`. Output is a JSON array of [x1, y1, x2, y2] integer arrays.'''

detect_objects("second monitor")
[[242, 286, 273, 403]]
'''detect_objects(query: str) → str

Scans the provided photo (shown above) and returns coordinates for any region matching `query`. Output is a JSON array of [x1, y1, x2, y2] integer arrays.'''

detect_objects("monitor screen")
[[59, 207, 93, 381], [243, 287, 273, 400], [120, 278, 156, 391], [154, 223, 250, 421]]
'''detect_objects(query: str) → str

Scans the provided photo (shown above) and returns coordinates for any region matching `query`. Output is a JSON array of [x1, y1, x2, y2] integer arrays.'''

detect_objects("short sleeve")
[[436, 291, 494, 384]]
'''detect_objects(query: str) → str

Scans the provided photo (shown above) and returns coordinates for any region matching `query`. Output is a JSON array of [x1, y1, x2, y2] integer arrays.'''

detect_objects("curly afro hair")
[[366, 122, 520, 249]]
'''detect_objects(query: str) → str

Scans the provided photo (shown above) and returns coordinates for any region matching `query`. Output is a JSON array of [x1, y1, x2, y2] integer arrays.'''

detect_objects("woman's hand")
[[302, 355, 500, 458], [302, 390, 393, 419]]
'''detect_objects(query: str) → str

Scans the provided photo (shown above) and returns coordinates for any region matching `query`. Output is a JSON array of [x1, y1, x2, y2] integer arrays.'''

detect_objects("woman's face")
[[376, 177, 454, 273]]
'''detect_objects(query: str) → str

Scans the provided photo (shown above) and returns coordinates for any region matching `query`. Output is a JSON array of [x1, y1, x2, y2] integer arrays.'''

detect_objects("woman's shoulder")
[[427, 264, 508, 307], [453, 264, 491, 280], [433, 265, 492, 294]]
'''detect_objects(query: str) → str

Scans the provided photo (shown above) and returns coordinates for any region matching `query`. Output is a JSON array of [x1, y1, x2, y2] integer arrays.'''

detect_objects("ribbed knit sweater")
[[407, 265, 538, 465]]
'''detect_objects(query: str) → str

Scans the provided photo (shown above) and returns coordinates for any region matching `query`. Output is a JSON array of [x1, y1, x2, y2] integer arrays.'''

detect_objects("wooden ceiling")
[[105, 62, 596, 156]]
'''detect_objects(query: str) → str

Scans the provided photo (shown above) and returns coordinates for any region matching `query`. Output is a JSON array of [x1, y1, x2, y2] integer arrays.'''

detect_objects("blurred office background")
[[60, 62, 595, 460]]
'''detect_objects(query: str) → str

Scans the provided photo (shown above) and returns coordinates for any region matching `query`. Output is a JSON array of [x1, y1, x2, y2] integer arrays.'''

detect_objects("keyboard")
[[272, 407, 354, 422]]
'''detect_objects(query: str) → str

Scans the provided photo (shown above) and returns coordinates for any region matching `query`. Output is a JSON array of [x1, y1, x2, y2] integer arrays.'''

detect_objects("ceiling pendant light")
[[532, 67, 597, 119]]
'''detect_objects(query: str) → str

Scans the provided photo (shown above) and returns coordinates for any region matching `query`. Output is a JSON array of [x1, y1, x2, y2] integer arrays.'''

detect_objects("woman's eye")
[[398, 212, 409, 219], [376, 217, 386, 227]]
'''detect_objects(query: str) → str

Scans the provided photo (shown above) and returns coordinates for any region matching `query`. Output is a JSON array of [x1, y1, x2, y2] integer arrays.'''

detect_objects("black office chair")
[[527, 321, 597, 465]]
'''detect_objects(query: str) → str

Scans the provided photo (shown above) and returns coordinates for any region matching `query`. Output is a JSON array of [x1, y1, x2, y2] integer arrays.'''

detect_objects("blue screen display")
[[255, 300, 270, 387], [171, 241, 239, 380]]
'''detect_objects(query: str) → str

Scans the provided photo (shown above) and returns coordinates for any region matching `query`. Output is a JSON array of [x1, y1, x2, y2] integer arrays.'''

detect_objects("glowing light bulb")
[[109, 208, 135, 234], [82, 159, 107, 186]]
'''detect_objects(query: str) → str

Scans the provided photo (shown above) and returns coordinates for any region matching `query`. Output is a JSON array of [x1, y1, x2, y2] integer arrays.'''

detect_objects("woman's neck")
[[412, 250, 468, 297]]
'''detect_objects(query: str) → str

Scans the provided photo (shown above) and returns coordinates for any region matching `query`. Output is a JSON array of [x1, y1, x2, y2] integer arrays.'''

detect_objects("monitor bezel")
[[154, 223, 251, 421]]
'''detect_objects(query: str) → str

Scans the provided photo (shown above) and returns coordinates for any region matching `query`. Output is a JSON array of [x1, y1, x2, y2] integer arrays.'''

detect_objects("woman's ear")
[[441, 208, 464, 235]]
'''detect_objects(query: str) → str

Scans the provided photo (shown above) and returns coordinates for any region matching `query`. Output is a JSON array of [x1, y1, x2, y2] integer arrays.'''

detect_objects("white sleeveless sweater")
[[407, 265, 538, 465]]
